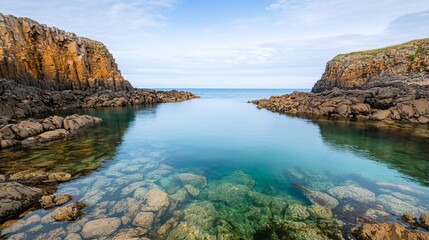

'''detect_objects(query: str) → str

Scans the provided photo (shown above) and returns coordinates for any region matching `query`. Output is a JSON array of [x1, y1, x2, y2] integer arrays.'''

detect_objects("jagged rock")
[[81, 217, 122, 238], [251, 40, 429, 124], [313, 39, 429, 92], [352, 223, 429, 240], [40, 194, 72, 209], [0, 14, 127, 91], [48, 172, 72, 182], [327, 185, 376, 203], [0, 182, 42, 221], [421, 213, 429, 230], [51, 202, 85, 221], [402, 213, 417, 226]]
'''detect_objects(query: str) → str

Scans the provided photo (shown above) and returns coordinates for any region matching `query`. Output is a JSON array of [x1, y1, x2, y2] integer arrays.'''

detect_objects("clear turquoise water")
[[2, 89, 429, 239]]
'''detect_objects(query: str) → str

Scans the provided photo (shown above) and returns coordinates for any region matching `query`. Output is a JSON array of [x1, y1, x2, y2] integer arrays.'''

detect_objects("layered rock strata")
[[313, 39, 429, 92], [252, 39, 429, 124], [0, 14, 129, 91], [0, 14, 199, 119]]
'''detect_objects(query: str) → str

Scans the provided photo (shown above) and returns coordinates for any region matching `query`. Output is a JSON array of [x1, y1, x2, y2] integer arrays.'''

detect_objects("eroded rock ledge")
[[251, 86, 429, 124], [0, 79, 199, 119], [0, 114, 102, 149]]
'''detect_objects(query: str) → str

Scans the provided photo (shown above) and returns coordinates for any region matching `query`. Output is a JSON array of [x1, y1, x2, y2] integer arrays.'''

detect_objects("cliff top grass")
[[333, 38, 429, 62]]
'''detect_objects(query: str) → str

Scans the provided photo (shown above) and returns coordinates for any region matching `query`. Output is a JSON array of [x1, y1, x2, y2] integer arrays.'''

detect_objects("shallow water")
[[2, 89, 429, 239]]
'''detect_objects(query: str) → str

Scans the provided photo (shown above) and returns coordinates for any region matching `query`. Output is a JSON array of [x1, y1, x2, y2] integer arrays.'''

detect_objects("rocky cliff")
[[0, 13, 130, 91], [312, 39, 429, 92]]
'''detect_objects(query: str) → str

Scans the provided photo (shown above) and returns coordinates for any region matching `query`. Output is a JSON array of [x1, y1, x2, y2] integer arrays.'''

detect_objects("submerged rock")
[[296, 185, 339, 209], [327, 185, 376, 203], [377, 194, 423, 216], [207, 183, 251, 206], [51, 202, 85, 221], [132, 211, 155, 229], [40, 194, 72, 209], [141, 188, 170, 215], [176, 173, 207, 188], [81, 217, 122, 238], [0, 182, 42, 221], [352, 223, 429, 240], [284, 203, 310, 220]]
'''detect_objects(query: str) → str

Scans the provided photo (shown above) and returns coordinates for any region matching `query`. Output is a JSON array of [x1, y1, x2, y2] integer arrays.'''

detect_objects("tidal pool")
[[1, 89, 429, 239]]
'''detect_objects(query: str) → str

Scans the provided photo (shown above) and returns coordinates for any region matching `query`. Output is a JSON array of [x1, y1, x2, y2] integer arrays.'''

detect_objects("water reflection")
[[316, 120, 429, 186], [0, 105, 153, 176]]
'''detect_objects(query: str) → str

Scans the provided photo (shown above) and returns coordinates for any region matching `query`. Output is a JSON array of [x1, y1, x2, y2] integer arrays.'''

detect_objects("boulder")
[[0, 182, 42, 221], [48, 172, 72, 182], [132, 211, 155, 229], [40, 194, 72, 209], [81, 217, 122, 238], [37, 129, 69, 142], [176, 173, 207, 187], [141, 188, 170, 214], [327, 185, 376, 203], [51, 202, 85, 221], [421, 213, 429, 230]]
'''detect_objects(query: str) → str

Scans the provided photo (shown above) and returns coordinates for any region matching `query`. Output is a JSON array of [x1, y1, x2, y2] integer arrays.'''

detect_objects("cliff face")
[[0, 14, 130, 91], [312, 39, 429, 92]]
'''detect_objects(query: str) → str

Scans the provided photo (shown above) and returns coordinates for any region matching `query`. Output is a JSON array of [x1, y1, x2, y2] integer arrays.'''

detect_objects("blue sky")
[[2, 0, 429, 88]]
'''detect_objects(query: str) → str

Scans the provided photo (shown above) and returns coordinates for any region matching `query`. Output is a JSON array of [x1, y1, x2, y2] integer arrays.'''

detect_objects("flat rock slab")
[[0, 182, 42, 221], [81, 217, 122, 238]]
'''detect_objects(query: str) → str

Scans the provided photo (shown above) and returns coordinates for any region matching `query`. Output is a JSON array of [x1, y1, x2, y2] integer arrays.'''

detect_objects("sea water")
[[1, 89, 429, 239]]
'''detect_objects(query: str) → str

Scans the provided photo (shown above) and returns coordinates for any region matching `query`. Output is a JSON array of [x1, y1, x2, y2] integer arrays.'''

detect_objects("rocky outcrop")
[[352, 223, 429, 240], [0, 79, 199, 119], [251, 87, 429, 124], [251, 39, 429, 124], [0, 14, 199, 119], [0, 114, 102, 149], [0, 14, 130, 91], [313, 39, 429, 92], [0, 182, 42, 221]]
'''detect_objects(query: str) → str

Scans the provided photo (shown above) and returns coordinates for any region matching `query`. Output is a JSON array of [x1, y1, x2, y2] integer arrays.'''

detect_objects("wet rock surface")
[[251, 39, 429, 124], [51, 202, 85, 221], [0, 182, 42, 221], [0, 79, 199, 120], [1, 147, 429, 239], [251, 86, 429, 124], [81, 217, 121, 238], [40, 194, 72, 209], [0, 114, 102, 149]]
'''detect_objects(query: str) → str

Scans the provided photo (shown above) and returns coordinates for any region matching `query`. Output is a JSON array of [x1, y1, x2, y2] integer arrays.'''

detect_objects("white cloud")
[[1, 0, 429, 88]]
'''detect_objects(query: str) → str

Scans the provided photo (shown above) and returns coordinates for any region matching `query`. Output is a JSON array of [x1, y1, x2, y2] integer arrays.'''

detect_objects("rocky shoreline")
[[0, 79, 199, 120], [251, 39, 429, 124], [0, 114, 102, 149], [250, 85, 429, 124]]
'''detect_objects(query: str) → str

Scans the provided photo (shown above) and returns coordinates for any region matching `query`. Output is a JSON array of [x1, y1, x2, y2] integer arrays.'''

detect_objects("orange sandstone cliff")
[[0, 13, 130, 91], [313, 39, 429, 92]]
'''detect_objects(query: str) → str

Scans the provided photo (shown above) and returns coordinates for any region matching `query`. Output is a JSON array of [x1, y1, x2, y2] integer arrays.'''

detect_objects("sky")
[[2, 0, 429, 89]]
